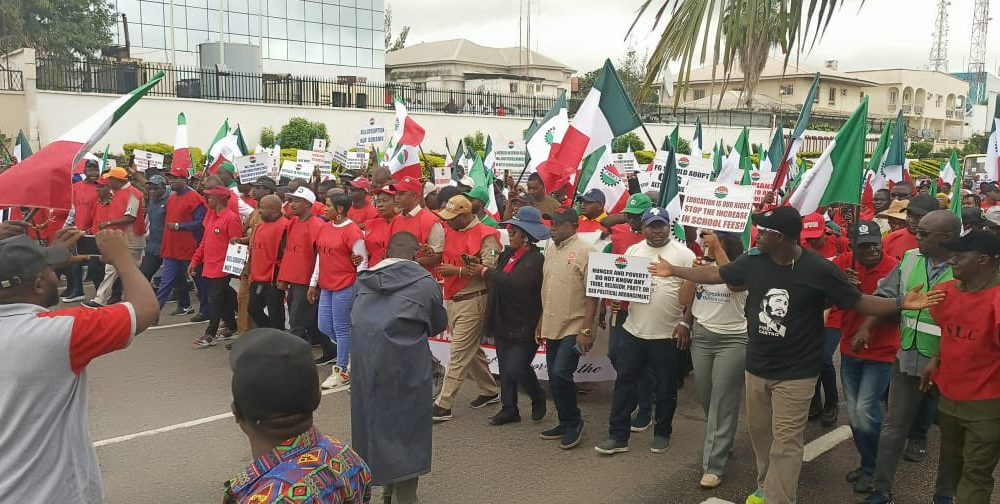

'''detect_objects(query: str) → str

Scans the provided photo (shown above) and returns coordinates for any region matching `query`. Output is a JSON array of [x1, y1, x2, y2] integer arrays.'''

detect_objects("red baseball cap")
[[204, 187, 232, 200], [168, 165, 189, 179], [389, 175, 423, 195], [800, 212, 826, 240], [349, 177, 371, 191]]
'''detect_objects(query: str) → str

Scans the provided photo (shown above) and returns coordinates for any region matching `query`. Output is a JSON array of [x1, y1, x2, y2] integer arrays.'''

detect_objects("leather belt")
[[452, 289, 488, 302]]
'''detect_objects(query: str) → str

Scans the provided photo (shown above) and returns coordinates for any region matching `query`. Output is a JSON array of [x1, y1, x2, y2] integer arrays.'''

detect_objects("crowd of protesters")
[[3, 152, 1000, 504]]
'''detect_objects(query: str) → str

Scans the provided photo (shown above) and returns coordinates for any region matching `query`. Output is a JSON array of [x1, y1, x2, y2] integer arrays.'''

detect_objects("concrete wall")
[[0, 91, 28, 139]]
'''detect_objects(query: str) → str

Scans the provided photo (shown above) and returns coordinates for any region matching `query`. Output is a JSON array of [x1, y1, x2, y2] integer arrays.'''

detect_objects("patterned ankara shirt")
[[224, 426, 372, 504]]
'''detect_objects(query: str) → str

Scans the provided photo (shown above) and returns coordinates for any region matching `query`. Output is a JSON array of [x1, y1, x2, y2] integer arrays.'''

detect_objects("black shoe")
[[530, 398, 546, 421], [863, 491, 893, 504], [314, 353, 336, 365], [809, 400, 822, 420], [190, 313, 208, 323], [432, 405, 452, 423], [215, 327, 237, 341], [488, 410, 521, 426], [820, 402, 839, 427], [170, 305, 195, 316], [853, 471, 874, 493], [540, 424, 565, 440], [559, 419, 585, 450], [469, 393, 500, 409], [82, 300, 106, 309], [846, 467, 864, 483], [60, 293, 85, 303], [903, 438, 927, 462]]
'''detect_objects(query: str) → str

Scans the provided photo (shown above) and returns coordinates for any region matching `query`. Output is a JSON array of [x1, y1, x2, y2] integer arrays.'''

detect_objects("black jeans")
[[205, 276, 237, 336], [496, 342, 545, 414], [286, 283, 328, 350], [608, 331, 679, 442], [248, 282, 286, 330], [86, 256, 105, 291], [545, 336, 581, 430], [139, 252, 162, 282]]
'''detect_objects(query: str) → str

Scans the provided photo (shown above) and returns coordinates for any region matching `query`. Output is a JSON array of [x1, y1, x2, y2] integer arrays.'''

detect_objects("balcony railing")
[[0, 69, 24, 91], [914, 105, 924, 115], [902, 104, 913, 114]]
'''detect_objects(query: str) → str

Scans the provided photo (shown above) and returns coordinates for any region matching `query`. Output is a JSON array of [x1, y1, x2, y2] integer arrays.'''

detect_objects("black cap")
[[752, 206, 802, 237], [962, 207, 988, 228], [251, 176, 278, 191], [580, 188, 606, 205], [0, 235, 71, 289], [852, 221, 882, 245], [906, 195, 940, 217], [943, 230, 1000, 259], [543, 206, 579, 225], [229, 328, 321, 422], [984, 182, 1000, 193]]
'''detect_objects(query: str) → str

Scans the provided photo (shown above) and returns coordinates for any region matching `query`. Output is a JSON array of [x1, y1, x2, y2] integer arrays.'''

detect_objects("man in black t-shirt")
[[648, 206, 943, 504]]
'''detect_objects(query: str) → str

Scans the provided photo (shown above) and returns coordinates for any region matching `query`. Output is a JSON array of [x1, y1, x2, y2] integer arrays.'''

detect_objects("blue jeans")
[[318, 285, 354, 369], [546, 336, 581, 430], [841, 355, 892, 473], [607, 309, 654, 419], [155, 258, 192, 310]]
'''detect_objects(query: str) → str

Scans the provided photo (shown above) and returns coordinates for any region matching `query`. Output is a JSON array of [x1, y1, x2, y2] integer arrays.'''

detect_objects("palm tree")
[[630, 0, 862, 108]]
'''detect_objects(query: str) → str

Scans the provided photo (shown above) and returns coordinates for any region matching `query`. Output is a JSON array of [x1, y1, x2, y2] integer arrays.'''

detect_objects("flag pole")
[[513, 154, 531, 189], [417, 144, 431, 181]]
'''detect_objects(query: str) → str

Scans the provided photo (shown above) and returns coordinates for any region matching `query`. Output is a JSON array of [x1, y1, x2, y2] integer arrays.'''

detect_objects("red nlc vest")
[[932, 281, 1000, 402], [610, 224, 644, 255], [392, 208, 442, 276], [108, 185, 147, 238], [161, 189, 205, 260], [441, 222, 500, 300]]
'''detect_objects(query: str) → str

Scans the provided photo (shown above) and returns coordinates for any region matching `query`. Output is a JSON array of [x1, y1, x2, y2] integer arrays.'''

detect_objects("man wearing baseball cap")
[[648, 206, 944, 504], [0, 229, 158, 504], [390, 175, 444, 274], [157, 166, 208, 320], [84, 167, 147, 308], [61, 160, 102, 303], [465, 185, 499, 228], [139, 175, 168, 285], [189, 186, 243, 347], [347, 177, 378, 228], [883, 194, 940, 261], [431, 195, 501, 422], [278, 186, 330, 359], [595, 207, 695, 457], [224, 328, 372, 503], [577, 188, 608, 233], [362, 187, 400, 267]]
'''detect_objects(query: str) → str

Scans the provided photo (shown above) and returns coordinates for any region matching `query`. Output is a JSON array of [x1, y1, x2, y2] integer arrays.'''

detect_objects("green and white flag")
[[760, 126, 785, 173], [945, 151, 961, 216], [658, 148, 686, 242], [717, 128, 751, 185], [692, 117, 704, 158], [866, 120, 893, 192], [883, 109, 908, 183], [579, 144, 629, 213], [788, 97, 869, 214], [13, 129, 32, 163], [525, 90, 568, 174]]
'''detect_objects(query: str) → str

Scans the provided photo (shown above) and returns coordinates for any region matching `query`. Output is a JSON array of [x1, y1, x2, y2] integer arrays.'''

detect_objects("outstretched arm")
[[648, 255, 727, 285], [852, 285, 945, 317]]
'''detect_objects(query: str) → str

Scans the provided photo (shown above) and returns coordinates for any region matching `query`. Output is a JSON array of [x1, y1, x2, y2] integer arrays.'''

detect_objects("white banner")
[[750, 171, 777, 206], [676, 154, 714, 187], [358, 118, 386, 148], [494, 140, 527, 177], [585, 252, 652, 304], [345, 151, 369, 172], [222, 243, 248, 276], [279, 160, 314, 181], [297, 149, 333, 166], [638, 151, 668, 193], [234, 153, 272, 184], [679, 180, 755, 233], [612, 151, 638, 175], [312, 139, 327, 152], [132, 149, 164, 171], [434, 165, 452, 189]]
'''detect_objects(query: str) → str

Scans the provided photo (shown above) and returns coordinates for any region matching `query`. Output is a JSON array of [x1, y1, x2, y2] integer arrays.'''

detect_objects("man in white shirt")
[[595, 207, 695, 456]]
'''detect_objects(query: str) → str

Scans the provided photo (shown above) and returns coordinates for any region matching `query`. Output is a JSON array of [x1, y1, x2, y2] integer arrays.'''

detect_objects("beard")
[[42, 280, 60, 308]]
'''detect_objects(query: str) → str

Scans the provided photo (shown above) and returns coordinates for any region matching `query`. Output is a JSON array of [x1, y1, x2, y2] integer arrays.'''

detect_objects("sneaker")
[[650, 435, 670, 453], [540, 425, 565, 440], [846, 467, 865, 483], [469, 393, 500, 409], [193, 334, 216, 348], [488, 410, 521, 426], [853, 471, 874, 493], [700, 474, 722, 489], [82, 300, 106, 309], [594, 438, 629, 455], [903, 438, 927, 462], [314, 353, 336, 366], [820, 402, 839, 427], [559, 419, 584, 450], [215, 328, 237, 342], [60, 294, 85, 303], [321, 367, 350, 389], [170, 305, 195, 316], [745, 489, 765, 504], [863, 491, 893, 504], [190, 313, 208, 323], [531, 398, 546, 421], [432, 405, 452, 423], [631, 410, 652, 432]]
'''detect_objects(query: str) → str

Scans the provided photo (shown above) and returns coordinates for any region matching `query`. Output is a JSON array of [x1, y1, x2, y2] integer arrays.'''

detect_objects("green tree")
[[719, 0, 785, 109], [613, 132, 645, 153], [259, 127, 276, 148], [576, 49, 658, 106], [962, 132, 988, 156], [383, 4, 409, 52], [908, 141, 933, 159], [676, 138, 691, 155], [0, 0, 114, 58], [277, 117, 329, 150], [630, 0, 858, 106], [462, 131, 486, 156]]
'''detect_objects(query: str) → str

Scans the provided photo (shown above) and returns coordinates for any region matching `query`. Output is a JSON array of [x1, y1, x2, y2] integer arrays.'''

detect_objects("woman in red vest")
[[363, 189, 399, 267], [309, 193, 368, 390]]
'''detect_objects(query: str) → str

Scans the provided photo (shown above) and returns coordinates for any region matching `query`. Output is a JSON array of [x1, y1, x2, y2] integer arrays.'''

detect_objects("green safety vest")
[[898, 250, 952, 357]]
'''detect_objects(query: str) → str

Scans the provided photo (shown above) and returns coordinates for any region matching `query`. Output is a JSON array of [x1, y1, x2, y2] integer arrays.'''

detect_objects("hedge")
[[122, 143, 205, 169]]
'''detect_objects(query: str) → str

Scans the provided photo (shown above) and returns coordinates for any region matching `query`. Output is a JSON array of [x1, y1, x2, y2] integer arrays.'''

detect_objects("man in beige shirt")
[[528, 172, 561, 216], [431, 196, 502, 422], [537, 207, 597, 450]]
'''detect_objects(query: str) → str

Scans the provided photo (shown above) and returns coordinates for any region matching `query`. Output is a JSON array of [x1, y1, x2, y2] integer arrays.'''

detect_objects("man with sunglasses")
[[889, 182, 914, 202], [883, 195, 940, 261], [647, 206, 944, 504], [854, 209, 961, 504]]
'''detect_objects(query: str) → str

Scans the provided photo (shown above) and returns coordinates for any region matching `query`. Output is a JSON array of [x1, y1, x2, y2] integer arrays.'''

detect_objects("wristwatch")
[[580, 328, 592, 336]]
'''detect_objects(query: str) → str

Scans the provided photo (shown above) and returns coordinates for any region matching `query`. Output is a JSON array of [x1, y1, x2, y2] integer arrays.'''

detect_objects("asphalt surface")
[[83, 301, 993, 504]]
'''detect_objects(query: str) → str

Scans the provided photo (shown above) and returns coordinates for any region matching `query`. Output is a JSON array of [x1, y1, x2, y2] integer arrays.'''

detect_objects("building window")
[[692, 88, 706, 100], [841, 88, 847, 96], [779, 84, 793, 96], [889, 89, 898, 105], [828, 87, 836, 105], [859, 91, 864, 101], [510, 82, 519, 93], [936, 95, 943, 107]]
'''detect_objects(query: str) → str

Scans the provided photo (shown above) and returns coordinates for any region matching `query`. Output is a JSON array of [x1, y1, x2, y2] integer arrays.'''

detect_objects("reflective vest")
[[898, 250, 953, 357]]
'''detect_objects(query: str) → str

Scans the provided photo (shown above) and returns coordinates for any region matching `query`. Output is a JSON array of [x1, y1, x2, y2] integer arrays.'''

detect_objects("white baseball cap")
[[288, 186, 316, 204]]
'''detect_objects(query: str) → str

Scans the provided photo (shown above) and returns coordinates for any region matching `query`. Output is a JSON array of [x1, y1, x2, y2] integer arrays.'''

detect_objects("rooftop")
[[386, 39, 575, 73], [685, 57, 877, 86]]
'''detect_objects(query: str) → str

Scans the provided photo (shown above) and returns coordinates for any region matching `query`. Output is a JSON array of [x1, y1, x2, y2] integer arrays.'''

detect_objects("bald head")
[[259, 194, 283, 222], [917, 210, 961, 259], [387, 232, 419, 261], [921, 210, 962, 236], [372, 166, 391, 189]]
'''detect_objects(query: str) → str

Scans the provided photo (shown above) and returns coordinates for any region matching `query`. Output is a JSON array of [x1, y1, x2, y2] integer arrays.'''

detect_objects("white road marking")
[[803, 424, 853, 462], [700, 498, 736, 504], [92, 386, 348, 448], [146, 320, 208, 330]]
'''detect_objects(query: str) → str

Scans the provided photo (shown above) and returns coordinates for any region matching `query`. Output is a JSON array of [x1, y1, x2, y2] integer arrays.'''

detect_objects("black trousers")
[[496, 342, 545, 414], [205, 276, 237, 336], [608, 331, 680, 442], [248, 282, 286, 330]]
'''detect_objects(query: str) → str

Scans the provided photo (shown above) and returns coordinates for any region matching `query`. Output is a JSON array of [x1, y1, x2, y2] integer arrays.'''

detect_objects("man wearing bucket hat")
[[876, 198, 909, 235]]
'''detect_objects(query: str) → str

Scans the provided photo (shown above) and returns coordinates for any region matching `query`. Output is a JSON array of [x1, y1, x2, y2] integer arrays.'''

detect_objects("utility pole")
[[928, 0, 949, 72], [968, 0, 990, 105]]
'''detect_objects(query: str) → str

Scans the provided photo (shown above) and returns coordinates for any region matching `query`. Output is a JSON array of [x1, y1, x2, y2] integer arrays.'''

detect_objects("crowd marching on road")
[[4, 155, 1000, 504]]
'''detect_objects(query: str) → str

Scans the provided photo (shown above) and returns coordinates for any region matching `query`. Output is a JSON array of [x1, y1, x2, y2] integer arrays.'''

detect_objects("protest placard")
[[297, 149, 333, 166], [637, 151, 667, 193], [234, 153, 272, 184], [585, 252, 652, 304], [222, 243, 248, 276], [612, 151, 637, 174], [679, 180, 755, 233], [344, 151, 369, 172], [312, 139, 327, 152], [676, 154, 713, 187], [750, 171, 777, 205], [434, 165, 452, 189], [494, 140, 527, 178], [279, 160, 314, 181], [132, 149, 164, 171], [358, 117, 386, 148]]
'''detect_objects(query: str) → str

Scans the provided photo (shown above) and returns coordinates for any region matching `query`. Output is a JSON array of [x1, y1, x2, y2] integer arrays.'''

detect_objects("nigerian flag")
[[658, 147, 686, 242], [944, 151, 962, 216]]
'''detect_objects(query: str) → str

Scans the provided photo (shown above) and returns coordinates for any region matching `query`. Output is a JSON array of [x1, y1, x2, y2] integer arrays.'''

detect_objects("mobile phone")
[[77, 235, 100, 256], [461, 254, 475, 265]]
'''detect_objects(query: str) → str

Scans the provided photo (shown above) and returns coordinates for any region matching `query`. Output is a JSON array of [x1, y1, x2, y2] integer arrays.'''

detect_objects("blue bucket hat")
[[501, 206, 551, 242]]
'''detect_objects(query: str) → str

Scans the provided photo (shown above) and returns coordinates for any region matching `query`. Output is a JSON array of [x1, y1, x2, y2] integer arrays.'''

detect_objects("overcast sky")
[[392, 0, 999, 76]]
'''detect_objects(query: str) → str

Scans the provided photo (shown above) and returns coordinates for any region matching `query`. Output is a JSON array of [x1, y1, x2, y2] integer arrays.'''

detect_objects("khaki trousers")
[[745, 372, 816, 504], [236, 275, 252, 335], [434, 295, 497, 410], [93, 248, 143, 304]]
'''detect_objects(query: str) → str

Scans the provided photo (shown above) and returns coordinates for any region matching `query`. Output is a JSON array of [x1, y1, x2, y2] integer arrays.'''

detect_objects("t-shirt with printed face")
[[719, 248, 862, 380]]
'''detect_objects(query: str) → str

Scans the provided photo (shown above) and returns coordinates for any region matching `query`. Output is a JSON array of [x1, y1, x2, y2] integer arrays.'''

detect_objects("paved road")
[[85, 304, 982, 504]]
